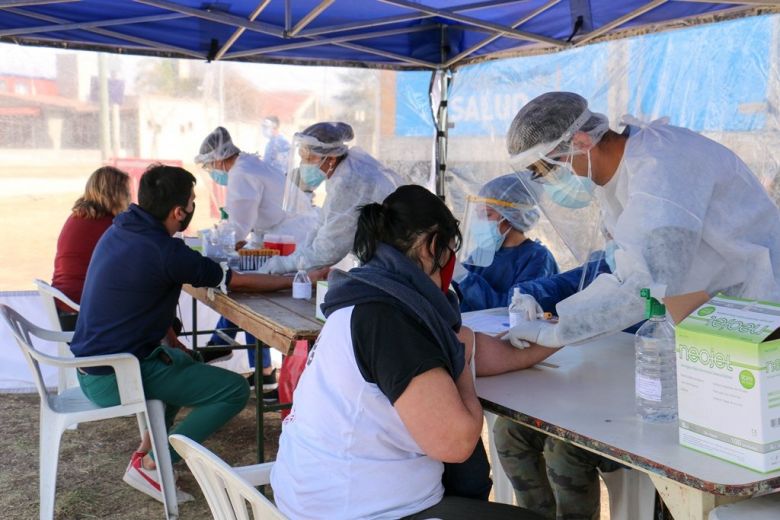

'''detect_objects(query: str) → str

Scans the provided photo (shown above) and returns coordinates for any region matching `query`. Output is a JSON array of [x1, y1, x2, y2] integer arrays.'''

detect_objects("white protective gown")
[[226, 152, 317, 245], [260, 147, 402, 273], [553, 117, 780, 344]]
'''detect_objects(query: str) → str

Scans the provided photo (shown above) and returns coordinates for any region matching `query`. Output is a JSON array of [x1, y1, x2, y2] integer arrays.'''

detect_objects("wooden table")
[[475, 331, 780, 519], [183, 285, 322, 462]]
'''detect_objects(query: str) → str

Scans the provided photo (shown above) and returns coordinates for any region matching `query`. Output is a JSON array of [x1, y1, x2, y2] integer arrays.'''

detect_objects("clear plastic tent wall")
[[442, 14, 780, 272], [0, 47, 433, 290]]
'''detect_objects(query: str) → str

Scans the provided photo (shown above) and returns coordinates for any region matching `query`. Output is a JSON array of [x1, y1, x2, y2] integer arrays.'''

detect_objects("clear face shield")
[[458, 195, 517, 267], [509, 109, 607, 290]]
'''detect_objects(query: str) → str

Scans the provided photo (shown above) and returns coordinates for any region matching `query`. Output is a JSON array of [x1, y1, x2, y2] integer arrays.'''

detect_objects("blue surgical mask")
[[604, 240, 618, 273], [300, 163, 326, 189], [209, 169, 229, 186], [543, 166, 595, 209]]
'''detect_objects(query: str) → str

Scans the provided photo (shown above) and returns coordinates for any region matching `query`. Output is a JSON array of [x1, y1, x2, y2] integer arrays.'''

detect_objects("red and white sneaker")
[[122, 451, 193, 504]]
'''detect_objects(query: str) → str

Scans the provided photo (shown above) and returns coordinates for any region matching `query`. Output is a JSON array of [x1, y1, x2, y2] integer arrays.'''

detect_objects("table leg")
[[190, 296, 198, 349], [648, 474, 742, 520], [253, 341, 268, 496]]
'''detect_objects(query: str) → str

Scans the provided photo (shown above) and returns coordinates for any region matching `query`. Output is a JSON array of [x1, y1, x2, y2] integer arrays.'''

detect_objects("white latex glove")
[[513, 293, 543, 321], [502, 319, 562, 349], [453, 262, 469, 283], [259, 254, 296, 275]]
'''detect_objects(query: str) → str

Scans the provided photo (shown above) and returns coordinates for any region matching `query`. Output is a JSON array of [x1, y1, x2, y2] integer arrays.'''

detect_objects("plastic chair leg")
[[39, 413, 65, 520], [146, 400, 178, 520]]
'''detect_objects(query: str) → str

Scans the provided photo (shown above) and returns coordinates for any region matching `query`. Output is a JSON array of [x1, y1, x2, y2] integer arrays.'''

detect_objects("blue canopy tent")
[[1, 0, 777, 194]]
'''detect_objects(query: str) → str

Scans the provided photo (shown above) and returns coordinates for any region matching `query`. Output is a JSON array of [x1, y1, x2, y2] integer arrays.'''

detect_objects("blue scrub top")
[[456, 239, 558, 312]]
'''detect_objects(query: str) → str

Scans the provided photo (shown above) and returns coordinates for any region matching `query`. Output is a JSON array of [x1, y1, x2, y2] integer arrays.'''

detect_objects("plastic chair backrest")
[[169, 434, 287, 520], [1, 303, 68, 409], [34, 279, 80, 393], [34, 279, 80, 330]]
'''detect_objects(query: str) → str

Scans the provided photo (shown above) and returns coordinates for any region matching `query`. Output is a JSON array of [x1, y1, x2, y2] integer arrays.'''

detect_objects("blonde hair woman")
[[52, 166, 130, 329]]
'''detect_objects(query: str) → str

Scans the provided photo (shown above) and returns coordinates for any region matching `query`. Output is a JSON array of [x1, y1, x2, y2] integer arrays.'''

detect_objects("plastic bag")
[[278, 339, 309, 420]]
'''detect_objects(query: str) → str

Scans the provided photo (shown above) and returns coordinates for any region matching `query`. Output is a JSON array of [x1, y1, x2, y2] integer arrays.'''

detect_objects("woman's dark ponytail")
[[352, 185, 461, 272], [354, 202, 385, 263]]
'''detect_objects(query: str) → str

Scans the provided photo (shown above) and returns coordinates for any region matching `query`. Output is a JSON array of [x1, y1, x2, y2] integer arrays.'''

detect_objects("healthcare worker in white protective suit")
[[503, 91, 780, 350], [495, 91, 780, 520], [259, 121, 402, 274], [194, 126, 316, 247]]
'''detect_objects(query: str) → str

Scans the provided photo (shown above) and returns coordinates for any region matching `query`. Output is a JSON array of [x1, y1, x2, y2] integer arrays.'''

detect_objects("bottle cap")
[[639, 288, 666, 318]]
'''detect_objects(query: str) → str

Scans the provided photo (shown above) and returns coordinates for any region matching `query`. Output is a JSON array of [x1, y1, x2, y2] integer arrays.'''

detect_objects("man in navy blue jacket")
[[71, 164, 316, 503]]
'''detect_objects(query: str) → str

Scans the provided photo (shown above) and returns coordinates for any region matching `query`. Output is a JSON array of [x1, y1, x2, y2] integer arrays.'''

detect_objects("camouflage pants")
[[493, 418, 623, 520]]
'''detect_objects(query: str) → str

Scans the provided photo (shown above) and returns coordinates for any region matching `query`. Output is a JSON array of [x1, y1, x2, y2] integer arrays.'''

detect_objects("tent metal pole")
[[444, 0, 562, 68], [0, 0, 75, 7], [332, 41, 438, 69], [289, 0, 334, 37], [5, 6, 204, 57], [133, 0, 283, 37], [680, 0, 778, 4], [576, 0, 667, 45], [296, 0, 530, 38], [434, 69, 452, 199], [284, 0, 291, 33], [214, 0, 272, 61], [300, 13, 433, 37], [377, 0, 565, 46], [224, 24, 436, 59], [0, 12, 186, 37]]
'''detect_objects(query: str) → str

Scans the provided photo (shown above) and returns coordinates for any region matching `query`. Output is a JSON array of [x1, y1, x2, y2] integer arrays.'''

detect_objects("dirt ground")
[[0, 393, 280, 520], [1, 391, 611, 520]]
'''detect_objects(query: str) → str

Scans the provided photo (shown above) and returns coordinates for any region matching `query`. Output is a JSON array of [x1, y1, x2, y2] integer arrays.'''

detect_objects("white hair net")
[[260, 147, 401, 273], [194, 126, 241, 165], [506, 92, 610, 170], [296, 122, 354, 157], [478, 173, 540, 232]]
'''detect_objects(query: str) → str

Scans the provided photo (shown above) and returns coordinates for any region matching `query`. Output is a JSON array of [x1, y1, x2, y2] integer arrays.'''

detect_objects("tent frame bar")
[[0, 0, 75, 7], [289, 0, 334, 37], [224, 23, 437, 59], [576, 0, 668, 46], [0, 12, 187, 38], [214, 0, 272, 61], [5, 6, 204, 58], [444, 0, 562, 68], [133, 0, 283, 38], [296, 0, 533, 38], [377, 0, 566, 47]]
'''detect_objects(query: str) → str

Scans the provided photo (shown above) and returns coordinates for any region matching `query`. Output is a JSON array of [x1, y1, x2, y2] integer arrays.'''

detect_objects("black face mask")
[[179, 202, 195, 232]]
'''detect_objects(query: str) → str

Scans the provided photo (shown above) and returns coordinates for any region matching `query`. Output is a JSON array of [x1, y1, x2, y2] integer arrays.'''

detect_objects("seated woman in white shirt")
[[271, 184, 553, 520]]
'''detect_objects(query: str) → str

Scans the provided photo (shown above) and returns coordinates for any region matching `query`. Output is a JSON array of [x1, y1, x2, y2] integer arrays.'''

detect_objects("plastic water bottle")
[[508, 287, 524, 327], [217, 208, 237, 256], [635, 288, 678, 422], [292, 259, 312, 300]]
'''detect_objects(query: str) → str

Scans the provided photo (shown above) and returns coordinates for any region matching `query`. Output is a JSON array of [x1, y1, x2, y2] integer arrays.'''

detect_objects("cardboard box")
[[675, 294, 780, 472], [315, 281, 328, 322]]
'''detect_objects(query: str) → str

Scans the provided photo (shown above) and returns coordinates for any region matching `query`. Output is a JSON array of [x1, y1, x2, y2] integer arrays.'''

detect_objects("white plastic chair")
[[34, 279, 80, 394], [0, 304, 179, 520], [708, 492, 780, 519], [169, 434, 287, 520]]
